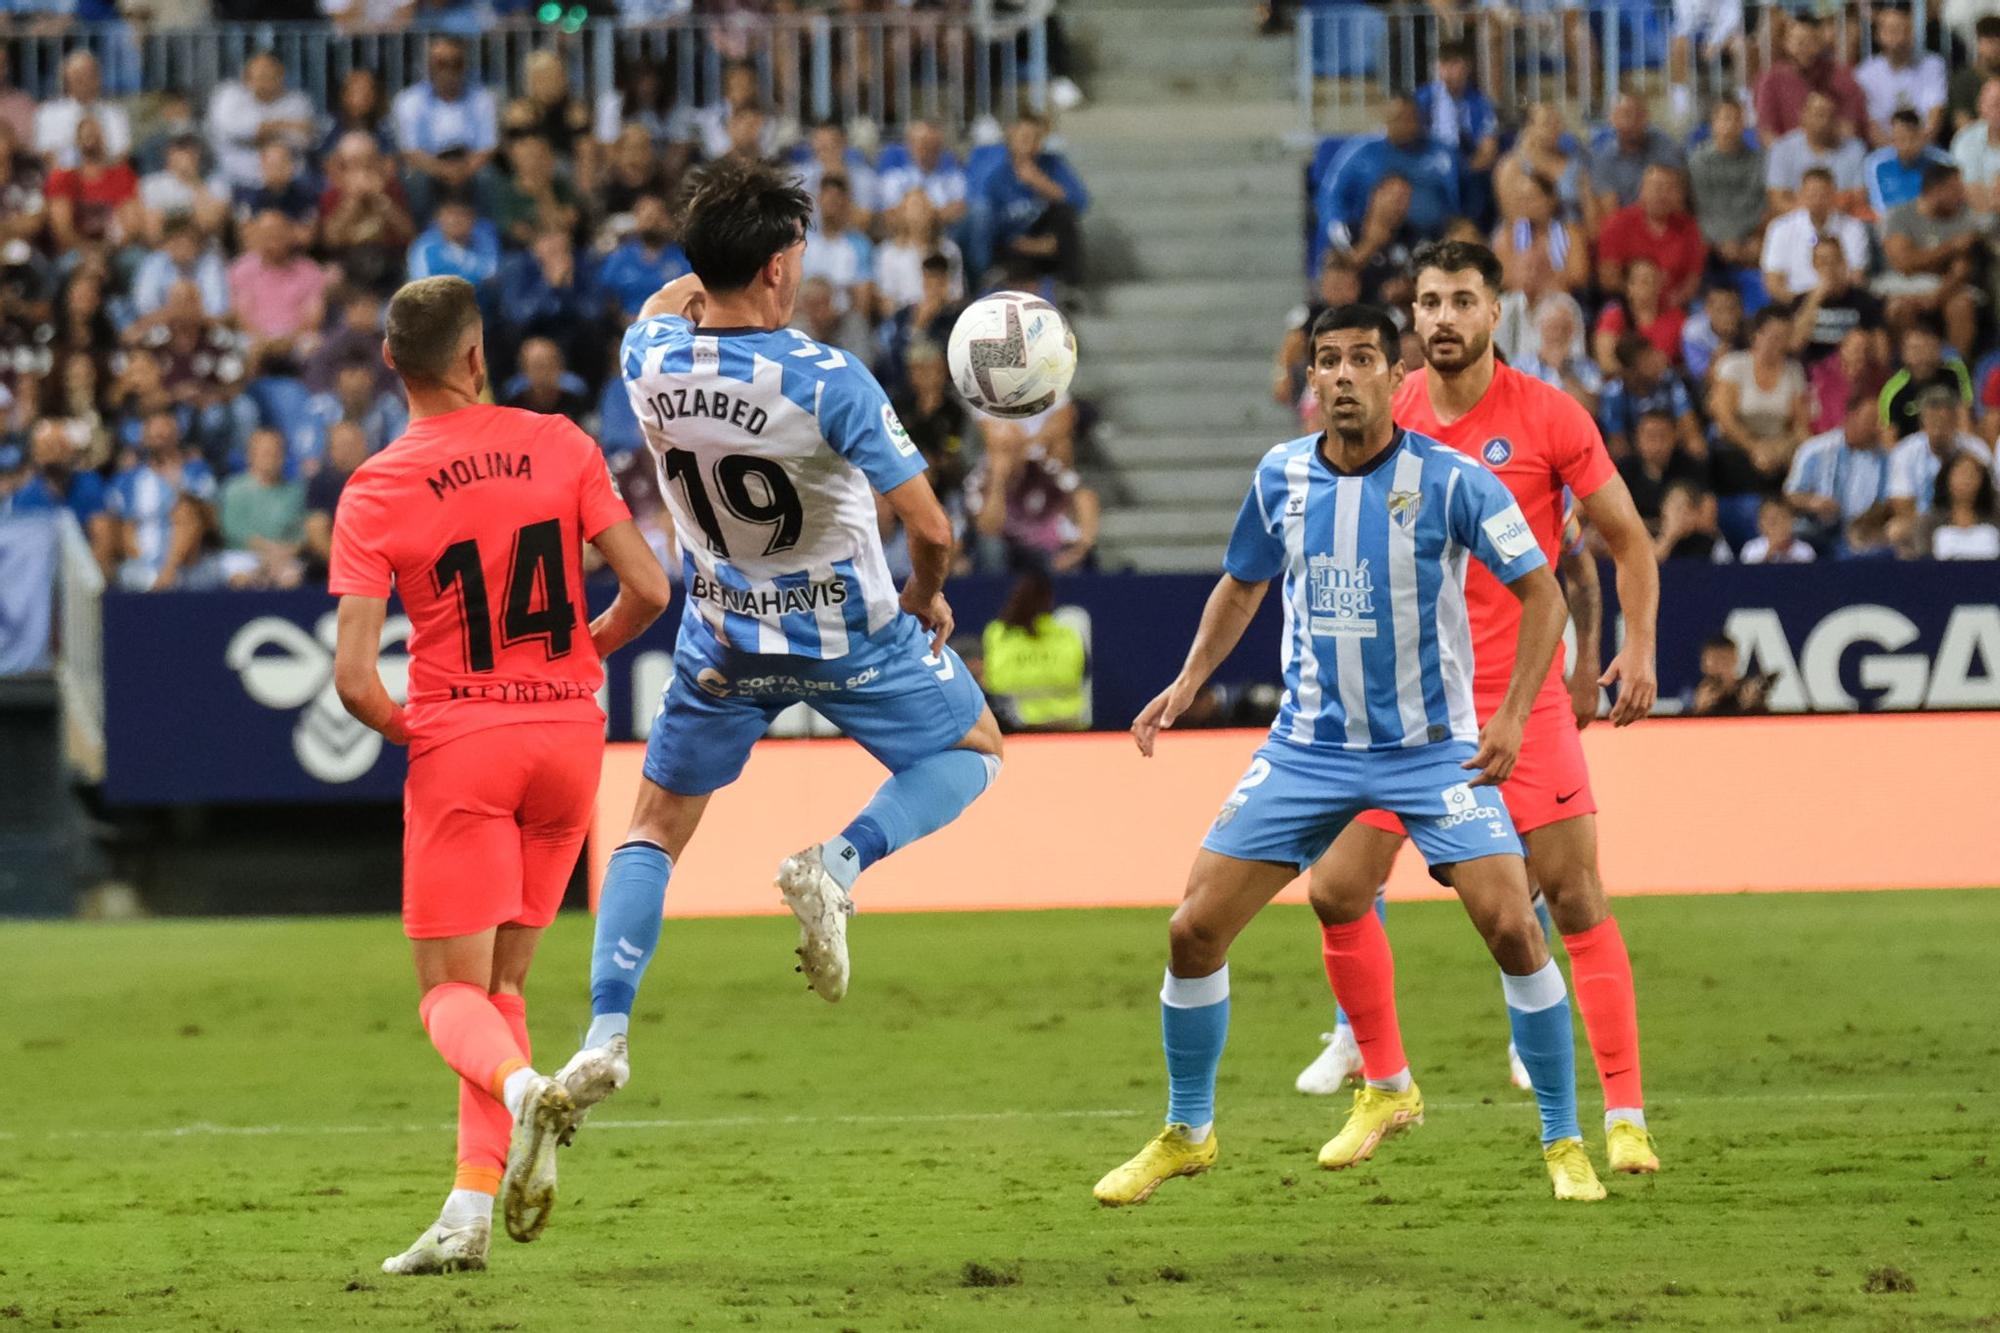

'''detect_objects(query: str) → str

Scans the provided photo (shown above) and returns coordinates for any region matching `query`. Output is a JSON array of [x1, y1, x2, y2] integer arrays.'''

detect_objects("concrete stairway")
[[1058, 1, 1309, 571]]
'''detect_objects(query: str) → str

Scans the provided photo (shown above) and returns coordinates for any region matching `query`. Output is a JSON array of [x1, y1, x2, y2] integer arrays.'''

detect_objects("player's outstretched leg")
[[1528, 818, 1658, 1174], [560, 839, 670, 1117], [783, 739, 1002, 1003]]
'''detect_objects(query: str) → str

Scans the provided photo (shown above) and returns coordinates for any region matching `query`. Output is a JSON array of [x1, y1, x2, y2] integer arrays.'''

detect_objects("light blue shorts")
[[1200, 735, 1523, 873], [642, 612, 987, 796]]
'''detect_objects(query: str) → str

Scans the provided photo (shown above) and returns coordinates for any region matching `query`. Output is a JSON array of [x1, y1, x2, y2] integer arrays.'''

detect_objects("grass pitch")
[[2, 889, 1996, 1330]]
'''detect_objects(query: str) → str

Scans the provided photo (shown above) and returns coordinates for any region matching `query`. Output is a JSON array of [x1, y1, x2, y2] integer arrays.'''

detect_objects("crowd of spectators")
[[1290, 10, 2000, 565], [0, 33, 1101, 589]]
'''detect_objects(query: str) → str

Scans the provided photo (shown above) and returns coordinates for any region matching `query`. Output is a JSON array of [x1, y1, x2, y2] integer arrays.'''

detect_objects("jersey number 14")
[[431, 518, 576, 674]]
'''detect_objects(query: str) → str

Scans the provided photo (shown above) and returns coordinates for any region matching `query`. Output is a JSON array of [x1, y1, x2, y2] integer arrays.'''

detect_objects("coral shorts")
[[1356, 685, 1594, 840], [401, 721, 605, 940]]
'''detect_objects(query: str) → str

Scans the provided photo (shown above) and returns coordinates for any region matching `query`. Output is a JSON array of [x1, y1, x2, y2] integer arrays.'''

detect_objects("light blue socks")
[[822, 749, 1000, 893], [586, 839, 672, 1048], [1502, 959, 1582, 1145], [1161, 966, 1230, 1133]]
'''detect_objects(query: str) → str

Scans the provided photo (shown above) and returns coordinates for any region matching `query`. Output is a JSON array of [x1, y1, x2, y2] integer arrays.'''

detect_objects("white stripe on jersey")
[[810, 559, 851, 658], [1435, 467, 1479, 742], [1330, 475, 1372, 749], [1282, 450, 1322, 746], [1386, 449, 1430, 747]]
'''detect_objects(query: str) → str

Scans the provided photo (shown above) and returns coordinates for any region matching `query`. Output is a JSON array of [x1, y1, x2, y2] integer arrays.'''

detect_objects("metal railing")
[[1297, 0, 1959, 136], [2, 9, 1048, 139]]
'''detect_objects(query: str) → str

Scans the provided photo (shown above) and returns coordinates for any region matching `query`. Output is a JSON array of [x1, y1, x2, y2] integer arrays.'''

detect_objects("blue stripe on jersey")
[[716, 336, 758, 387], [1411, 497, 1451, 742], [773, 568, 823, 656], [831, 557, 873, 644]]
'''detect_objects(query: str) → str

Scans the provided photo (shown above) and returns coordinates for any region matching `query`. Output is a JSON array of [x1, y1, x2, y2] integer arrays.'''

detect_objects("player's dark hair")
[[1307, 302, 1401, 358], [1409, 238, 1503, 296], [677, 156, 813, 293], [385, 275, 481, 385]]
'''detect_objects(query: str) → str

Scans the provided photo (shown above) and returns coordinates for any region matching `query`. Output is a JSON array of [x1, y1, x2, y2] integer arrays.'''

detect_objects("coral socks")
[[1563, 916, 1644, 1112], [419, 982, 529, 1104], [1319, 913, 1409, 1082]]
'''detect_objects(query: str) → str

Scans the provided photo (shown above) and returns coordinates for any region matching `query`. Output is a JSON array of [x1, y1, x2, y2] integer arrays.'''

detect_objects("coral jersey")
[[330, 403, 631, 756], [1391, 361, 1616, 700]]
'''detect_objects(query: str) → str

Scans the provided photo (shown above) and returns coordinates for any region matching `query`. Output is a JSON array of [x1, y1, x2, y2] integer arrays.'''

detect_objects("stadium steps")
[[1054, 2, 1305, 570]]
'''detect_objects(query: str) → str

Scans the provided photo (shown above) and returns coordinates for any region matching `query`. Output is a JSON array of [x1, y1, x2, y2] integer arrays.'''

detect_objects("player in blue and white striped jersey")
[[554, 161, 1004, 1113], [1094, 304, 1606, 1208]]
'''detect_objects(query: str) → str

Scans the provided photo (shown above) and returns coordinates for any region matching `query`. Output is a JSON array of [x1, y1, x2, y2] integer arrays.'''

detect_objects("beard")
[[1424, 326, 1489, 373]]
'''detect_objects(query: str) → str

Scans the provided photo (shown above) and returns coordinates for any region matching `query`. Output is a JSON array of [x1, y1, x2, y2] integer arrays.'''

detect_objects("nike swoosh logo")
[[1555, 790, 1581, 804]]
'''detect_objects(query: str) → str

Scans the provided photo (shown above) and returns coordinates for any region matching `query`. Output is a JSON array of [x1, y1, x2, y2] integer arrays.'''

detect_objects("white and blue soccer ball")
[[946, 291, 1077, 419]]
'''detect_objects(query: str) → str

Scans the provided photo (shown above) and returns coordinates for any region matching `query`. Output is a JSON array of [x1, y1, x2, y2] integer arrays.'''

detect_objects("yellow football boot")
[[1606, 1119, 1660, 1174], [1317, 1083, 1424, 1170], [1092, 1125, 1218, 1206], [1544, 1137, 1608, 1201]]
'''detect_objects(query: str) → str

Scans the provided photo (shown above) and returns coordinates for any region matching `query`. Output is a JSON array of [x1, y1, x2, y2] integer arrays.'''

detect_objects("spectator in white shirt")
[[1855, 5, 1948, 146], [1949, 78, 2000, 208], [1922, 450, 2000, 558], [1887, 386, 1994, 547], [33, 52, 131, 168], [130, 216, 230, 320], [205, 52, 316, 193], [137, 134, 229, 242], [1761, 167, 1871, 302], [876, 120, 968, 226], [1763, 92, 1870, 214], [873, 189, 964, 318], [1739, 495, 1819, 562], [390, 37, 499, 220], [800, 175, 875, 320]]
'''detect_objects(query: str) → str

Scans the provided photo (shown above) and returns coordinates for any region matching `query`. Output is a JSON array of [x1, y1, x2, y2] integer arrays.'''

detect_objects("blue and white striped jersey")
[[621, 314, 927, 659], [1225, 429, 1546, 752]]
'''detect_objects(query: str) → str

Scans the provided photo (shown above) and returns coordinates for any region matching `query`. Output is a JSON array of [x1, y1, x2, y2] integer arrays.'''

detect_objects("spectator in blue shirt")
[[597, 193, 690, 321], [878, 119, 968, 226], [970, 114, 1088, 288], [495, 227, 602, 386], [1784, 395, 1894, 554], [1599, 333, 1704, 459], [9, 419, 116, 575], [406, 194, 500, 285], [302, 359, 407, 472], [1319, 96, 1463, 243], [1416, 40, 1499, 224], [130, 216, 230, 321], [108, 409, 217, 591], [1865, 109, 1953, 215]]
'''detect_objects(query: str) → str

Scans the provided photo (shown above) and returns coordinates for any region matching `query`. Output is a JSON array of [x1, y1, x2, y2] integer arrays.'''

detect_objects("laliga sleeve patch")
[[881, 404, 919, 457], [1482, 503, 1536, 562]]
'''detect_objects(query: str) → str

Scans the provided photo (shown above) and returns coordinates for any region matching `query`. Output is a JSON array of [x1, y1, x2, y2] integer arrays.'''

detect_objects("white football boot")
[[777, 845, 853, 1002], [381, 1218, 490, 1275], [1295, 1026, 1364, 1095], [553, 1034, 629, 1144], [500, 1074, 575, 1243]]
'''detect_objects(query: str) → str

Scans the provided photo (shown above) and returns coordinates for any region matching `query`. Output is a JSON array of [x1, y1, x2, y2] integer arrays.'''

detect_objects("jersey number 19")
[[662, 448, 804, 558]]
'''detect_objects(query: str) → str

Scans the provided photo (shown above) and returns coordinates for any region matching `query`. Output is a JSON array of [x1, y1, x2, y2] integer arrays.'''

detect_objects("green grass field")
[[3, 890, 1997, 1330]]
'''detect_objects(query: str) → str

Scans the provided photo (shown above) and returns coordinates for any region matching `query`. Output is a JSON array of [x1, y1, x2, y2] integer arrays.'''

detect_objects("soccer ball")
[[946, 291, 1077, 419]]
